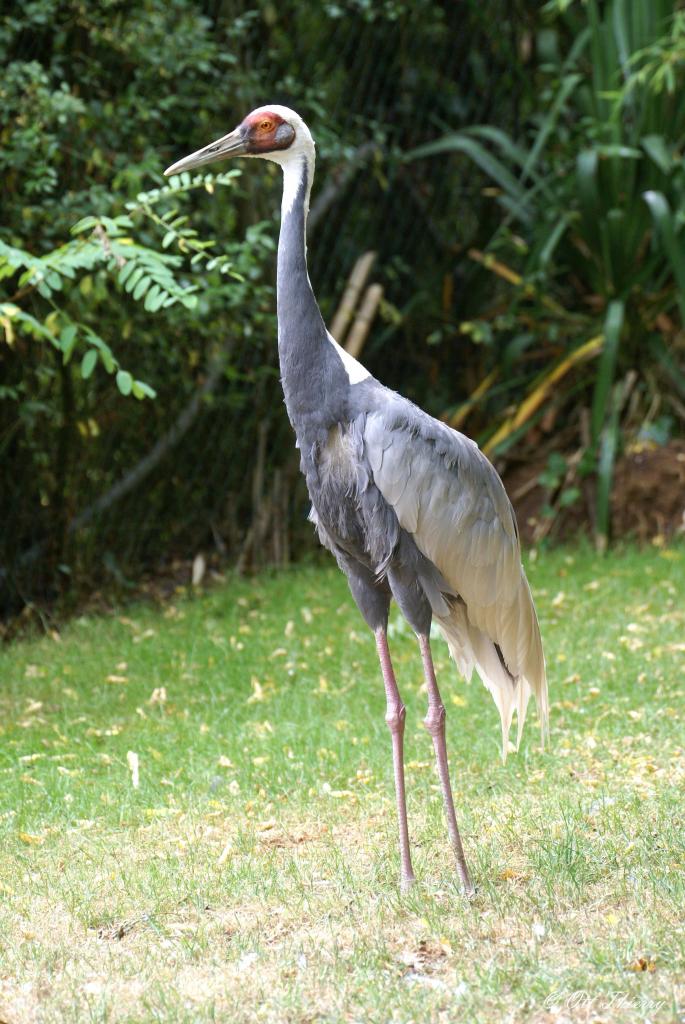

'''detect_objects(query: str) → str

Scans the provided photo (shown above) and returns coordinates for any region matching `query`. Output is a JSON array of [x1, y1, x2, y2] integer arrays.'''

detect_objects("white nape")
[[327, 331, 371, 384], [279, 154, 309, 217]]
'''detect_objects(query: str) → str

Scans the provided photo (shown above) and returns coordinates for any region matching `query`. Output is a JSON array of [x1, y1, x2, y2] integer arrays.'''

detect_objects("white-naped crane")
[[166, 106, 548, 895]]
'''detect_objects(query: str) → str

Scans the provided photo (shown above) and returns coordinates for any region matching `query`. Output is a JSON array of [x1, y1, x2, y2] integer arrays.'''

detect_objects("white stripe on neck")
[[280, 154, 309, 218], [327, 331, 371, 384], [275, 146, 370, 386]]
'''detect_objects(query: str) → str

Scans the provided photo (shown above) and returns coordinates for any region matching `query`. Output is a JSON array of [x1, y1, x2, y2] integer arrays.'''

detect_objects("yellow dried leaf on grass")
[[18, 832, 44, 845], [217, 838, 233, 865], [250, 720, 274, 737], [247, 676, 267, 703], [499, 867, 529, 882], [20, 775, 42, 786], [127, 750, 140, 788], [626, 957, 657, 973], [132, 628, 156, 643]]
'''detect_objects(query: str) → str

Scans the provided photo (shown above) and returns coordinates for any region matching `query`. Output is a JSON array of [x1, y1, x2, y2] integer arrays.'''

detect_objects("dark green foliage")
[[1, 0, 526, 614], [411, 0, 685, 547], [6, 0, 681, 613]]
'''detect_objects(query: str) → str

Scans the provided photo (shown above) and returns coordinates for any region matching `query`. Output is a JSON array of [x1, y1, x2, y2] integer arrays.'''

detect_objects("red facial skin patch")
[[242, 110, 295, 153]]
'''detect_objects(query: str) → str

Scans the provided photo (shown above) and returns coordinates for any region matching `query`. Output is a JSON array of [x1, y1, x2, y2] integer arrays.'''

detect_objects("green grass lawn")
[[1, 545, 683, 1023]]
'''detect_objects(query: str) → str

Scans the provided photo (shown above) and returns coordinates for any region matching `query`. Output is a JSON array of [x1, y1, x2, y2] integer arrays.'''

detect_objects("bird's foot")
[[461, 880, 477, 901], [400, 872, 416, 893]]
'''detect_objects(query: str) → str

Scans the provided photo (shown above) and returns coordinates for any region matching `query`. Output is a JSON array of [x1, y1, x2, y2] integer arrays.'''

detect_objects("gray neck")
[[276, 154, 348, 448]]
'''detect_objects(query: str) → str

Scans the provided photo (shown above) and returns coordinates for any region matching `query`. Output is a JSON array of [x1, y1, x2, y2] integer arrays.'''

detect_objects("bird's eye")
[[259, 120, 273, 131]]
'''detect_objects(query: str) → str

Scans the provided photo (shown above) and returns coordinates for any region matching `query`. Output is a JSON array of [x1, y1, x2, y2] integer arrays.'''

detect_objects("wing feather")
[[363, 406, 548, 757]]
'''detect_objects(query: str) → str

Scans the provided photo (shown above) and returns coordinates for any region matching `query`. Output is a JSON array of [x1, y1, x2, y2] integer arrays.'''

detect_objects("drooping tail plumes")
[[436, 593, 548, 762]]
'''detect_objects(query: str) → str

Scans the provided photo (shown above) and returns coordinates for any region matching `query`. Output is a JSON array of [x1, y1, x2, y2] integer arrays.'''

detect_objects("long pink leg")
[[375, 628, 415, 889], [419, 633, 474, 897]]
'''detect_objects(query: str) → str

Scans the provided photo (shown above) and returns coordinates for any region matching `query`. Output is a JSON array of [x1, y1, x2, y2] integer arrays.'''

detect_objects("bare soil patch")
[[504, 440, 685, 545]]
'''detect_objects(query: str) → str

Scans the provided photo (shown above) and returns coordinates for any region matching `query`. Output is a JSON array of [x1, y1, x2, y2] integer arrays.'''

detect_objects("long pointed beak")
[[164, 127, 246, 176]]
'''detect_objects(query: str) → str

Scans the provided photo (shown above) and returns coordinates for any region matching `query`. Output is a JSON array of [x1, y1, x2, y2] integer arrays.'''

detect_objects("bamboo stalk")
[[329, 251, 377, 344], [344, 283, 383, 360]]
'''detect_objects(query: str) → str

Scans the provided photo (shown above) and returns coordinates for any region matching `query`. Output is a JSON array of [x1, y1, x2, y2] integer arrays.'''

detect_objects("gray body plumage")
[[278, 160, 548, 755]]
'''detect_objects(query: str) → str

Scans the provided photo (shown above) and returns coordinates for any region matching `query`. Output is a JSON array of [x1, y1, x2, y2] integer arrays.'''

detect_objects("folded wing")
[[363, 402, 548, 758]]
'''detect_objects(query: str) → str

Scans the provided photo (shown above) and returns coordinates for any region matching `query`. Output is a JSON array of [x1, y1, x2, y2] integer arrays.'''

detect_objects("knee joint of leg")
[[385, 703, 406, 733], [423, 703, 446, 736]]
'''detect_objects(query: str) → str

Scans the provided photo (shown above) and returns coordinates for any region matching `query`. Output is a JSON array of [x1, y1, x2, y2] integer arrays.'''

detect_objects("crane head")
[[164, 105, 313, 177]]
